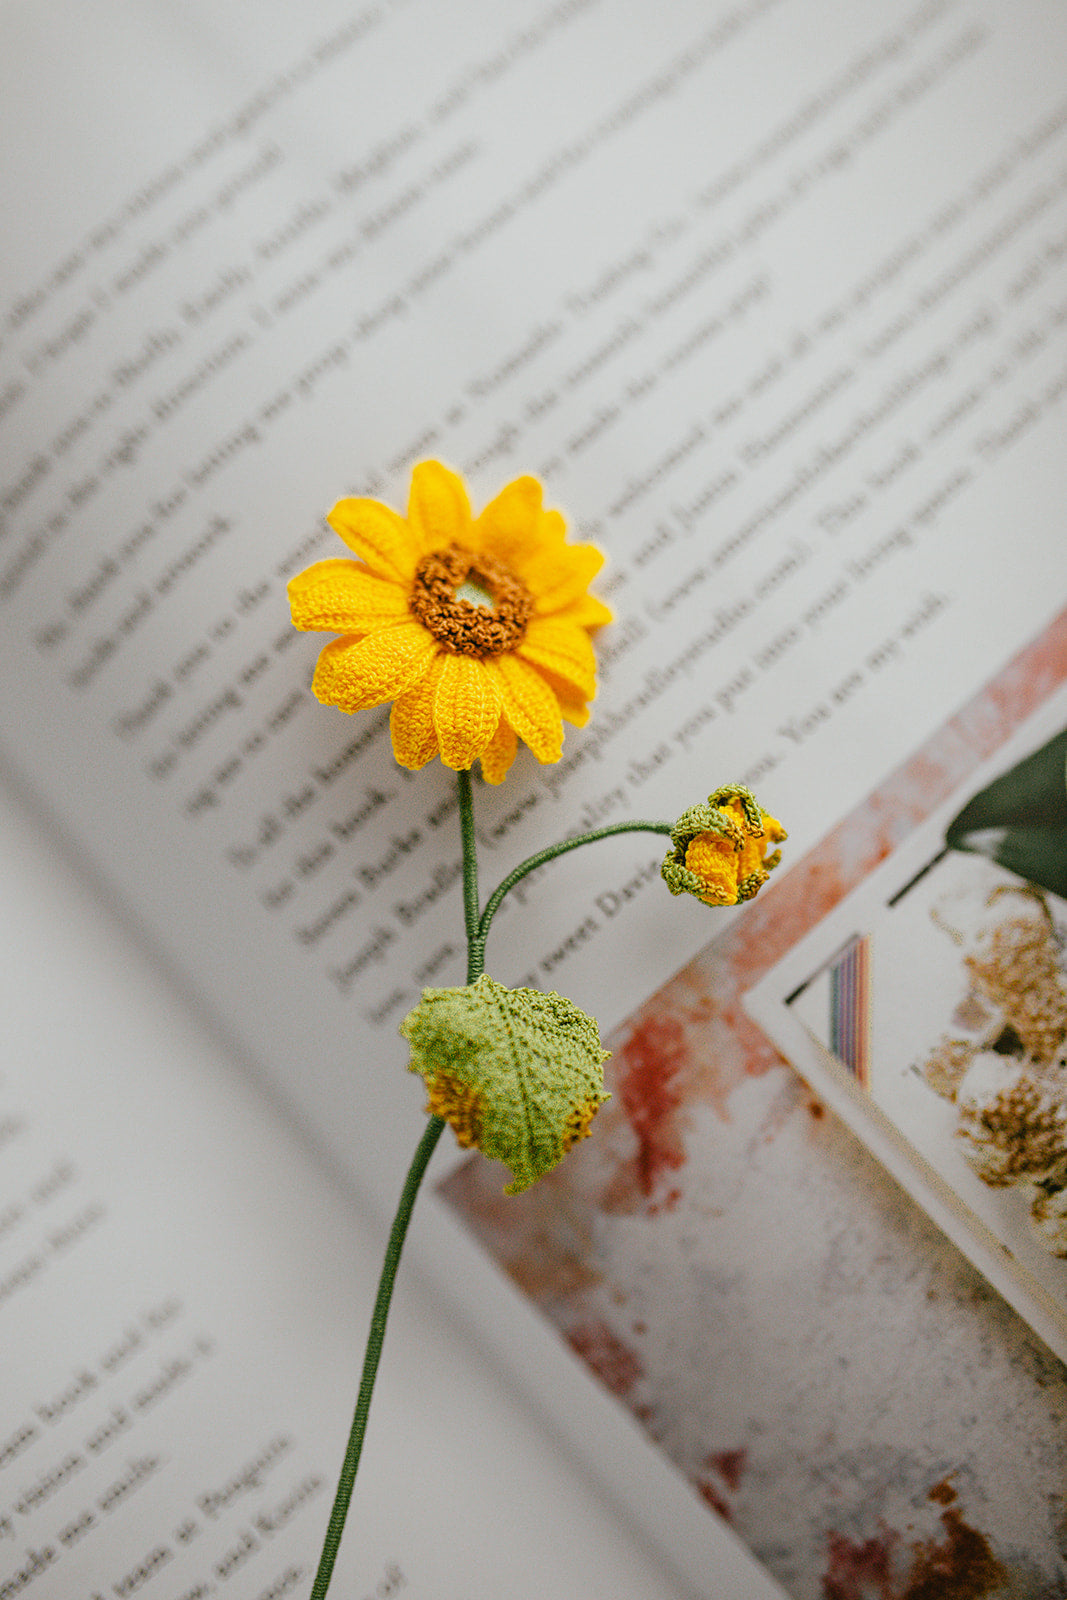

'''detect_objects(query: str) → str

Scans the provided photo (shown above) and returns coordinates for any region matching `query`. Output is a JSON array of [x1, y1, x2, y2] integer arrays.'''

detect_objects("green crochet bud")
[[661, 782, 786, 906], [400, 973, 610, 1194]]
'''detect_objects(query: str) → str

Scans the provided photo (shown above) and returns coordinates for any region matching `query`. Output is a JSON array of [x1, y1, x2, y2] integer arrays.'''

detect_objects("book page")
[[0, 773, 786, 1597], [2, 0, 1064, 1195], [743, 649, 1067, 1360], [1, 0, 1065, 1566], [443, 615, 1067, 1595]]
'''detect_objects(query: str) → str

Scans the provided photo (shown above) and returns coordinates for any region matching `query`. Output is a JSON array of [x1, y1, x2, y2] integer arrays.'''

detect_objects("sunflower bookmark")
[[288, 462, 786, 1595]]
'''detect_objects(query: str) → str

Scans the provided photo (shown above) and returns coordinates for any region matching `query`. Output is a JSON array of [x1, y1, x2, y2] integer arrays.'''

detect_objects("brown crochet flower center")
[[409, 543, 534, 657]]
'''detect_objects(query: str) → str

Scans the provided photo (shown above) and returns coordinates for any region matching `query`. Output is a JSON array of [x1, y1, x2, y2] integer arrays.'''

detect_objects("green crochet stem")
[[307, 1112, 444, 1599], [468, 818, 673, 976], [458, 767, 484, 983], [309, 771, 669, 1596], [308, 770, 483, 1597]]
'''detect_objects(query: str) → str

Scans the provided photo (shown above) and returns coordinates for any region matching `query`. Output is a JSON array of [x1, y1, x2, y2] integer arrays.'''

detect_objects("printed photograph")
[[443, 606, 1067, 1596]]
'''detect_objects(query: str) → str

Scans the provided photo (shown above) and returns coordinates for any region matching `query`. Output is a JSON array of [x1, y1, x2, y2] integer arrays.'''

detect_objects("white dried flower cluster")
[[921, 895, 1067, 1255], [955, 1049, 1067, 1184]]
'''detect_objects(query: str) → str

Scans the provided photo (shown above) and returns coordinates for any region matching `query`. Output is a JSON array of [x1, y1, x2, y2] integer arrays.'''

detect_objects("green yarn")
[[401, 974, 610, 1194], [660, 782, 784, 906]]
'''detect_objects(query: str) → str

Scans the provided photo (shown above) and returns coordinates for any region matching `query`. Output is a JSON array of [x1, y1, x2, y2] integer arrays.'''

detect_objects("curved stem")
[[472, 819, 672, 968], [309, 1113, 445, 1600], [310, 770, 485, 1597]]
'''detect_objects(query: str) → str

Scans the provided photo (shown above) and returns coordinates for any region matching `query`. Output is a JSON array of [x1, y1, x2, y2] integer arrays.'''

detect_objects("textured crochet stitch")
[[661, 783, 787, 906], [400, 974, 610, 1193], [287, 460, 611, 782]]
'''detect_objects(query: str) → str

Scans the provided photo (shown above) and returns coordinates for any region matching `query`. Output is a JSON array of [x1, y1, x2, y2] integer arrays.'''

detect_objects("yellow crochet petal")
[[311, 622, 437, 714], [407, 460, 472, 554], [685, 834, 740, 904], [558, 697, 590, 728], [433, 654, 503, 770], [291, 464, 611, 776], [517, 618, 597, 700], [661, 786, 786, 907], [480, 717, 519, 785], [326, 497, 420, 584], [390, 654, 446, 770], [525, 543, 606, 615], [472, 475, 544, 568], [486, 655, 563, 764], [536, 509, 568, 546], [288, 559, 409, 635], [528, 666, 591, 726], [554, 592, 614, 631]]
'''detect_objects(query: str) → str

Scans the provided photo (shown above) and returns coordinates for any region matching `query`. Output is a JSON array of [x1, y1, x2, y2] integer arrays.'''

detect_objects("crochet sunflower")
[[288, 461, 611, 783]]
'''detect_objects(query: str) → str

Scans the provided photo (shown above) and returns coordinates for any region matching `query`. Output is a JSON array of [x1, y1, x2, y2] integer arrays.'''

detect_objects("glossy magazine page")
[[2, 0, 1066, 1592]]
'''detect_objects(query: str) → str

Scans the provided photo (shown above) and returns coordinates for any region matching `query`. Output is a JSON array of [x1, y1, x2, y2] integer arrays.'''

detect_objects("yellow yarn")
[[288, 461, 611, 783]]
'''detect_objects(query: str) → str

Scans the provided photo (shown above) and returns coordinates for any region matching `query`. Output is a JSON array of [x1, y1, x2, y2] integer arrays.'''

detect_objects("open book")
[[1, 0, 1064, 1592]]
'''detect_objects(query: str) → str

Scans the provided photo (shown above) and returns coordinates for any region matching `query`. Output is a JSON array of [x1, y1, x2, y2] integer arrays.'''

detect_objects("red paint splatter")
[[903, 1509, 1005, 1600], [565, 1319, 644, 1398], [820, 1508, 1007, 1600], [696, 1477, 732, 1521], [822, 1527, 898, 1600], [719, 1000, 791, 1083], [695, 1448, 748, 1526], [613, 1013, 689, 1196], [706, 1446, 747, 1492], [662, 608, 1067, 1115]]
